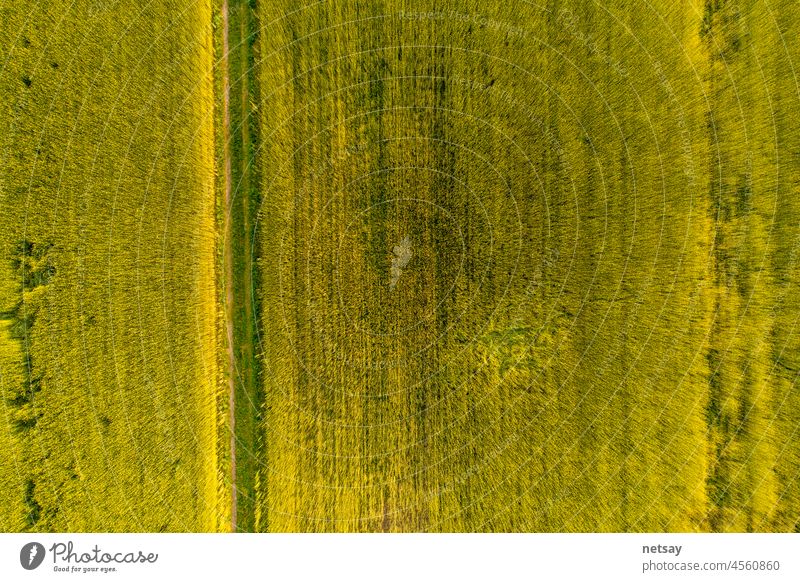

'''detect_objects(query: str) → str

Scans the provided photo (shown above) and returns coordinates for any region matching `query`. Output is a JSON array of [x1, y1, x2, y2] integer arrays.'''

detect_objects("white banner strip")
[[1, 533, 797, 581]]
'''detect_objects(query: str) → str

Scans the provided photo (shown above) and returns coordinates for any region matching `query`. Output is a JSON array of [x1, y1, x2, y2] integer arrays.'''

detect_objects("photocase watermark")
[[292, 140, 368, 207], [87, 0, 108, 17], [20, 542, 46, 570], [557, 9, 628, 78], [396, 7, 628, 78], [448, 75, 571, 174], [19, 540, 159, 575], [397, 10, 528, 40], [522, 246, 561, 298], [650, 59, 699, 186]]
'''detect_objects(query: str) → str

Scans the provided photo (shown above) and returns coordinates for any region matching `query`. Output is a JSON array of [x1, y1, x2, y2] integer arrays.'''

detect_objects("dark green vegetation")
[[218, 0, 263, 531], [700, 0, 800, 532]]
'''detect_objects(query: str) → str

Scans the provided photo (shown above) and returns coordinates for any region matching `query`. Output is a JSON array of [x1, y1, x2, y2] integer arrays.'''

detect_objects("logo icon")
[[20, 542, 46, 570]]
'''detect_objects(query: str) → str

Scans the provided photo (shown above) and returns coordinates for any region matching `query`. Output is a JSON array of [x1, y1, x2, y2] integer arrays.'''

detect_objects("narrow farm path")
[[220, 0, 237, 532]]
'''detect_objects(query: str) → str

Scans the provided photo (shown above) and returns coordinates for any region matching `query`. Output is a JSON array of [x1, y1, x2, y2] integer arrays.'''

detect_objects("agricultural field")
[[1, 0, 799, 534], [253, 0, 800, 532], [0, 1, 224, 531]]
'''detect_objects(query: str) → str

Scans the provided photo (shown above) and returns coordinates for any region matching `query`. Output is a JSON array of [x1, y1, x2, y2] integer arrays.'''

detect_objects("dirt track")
[[220, 0, 237, 532]]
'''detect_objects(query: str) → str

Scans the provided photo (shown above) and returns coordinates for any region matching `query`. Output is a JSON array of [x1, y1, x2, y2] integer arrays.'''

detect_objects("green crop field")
[[1, 0, 800, 533]]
